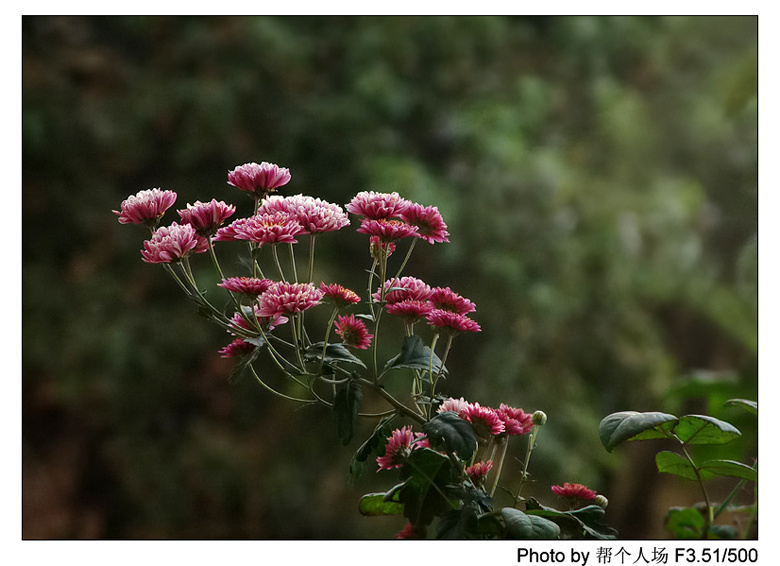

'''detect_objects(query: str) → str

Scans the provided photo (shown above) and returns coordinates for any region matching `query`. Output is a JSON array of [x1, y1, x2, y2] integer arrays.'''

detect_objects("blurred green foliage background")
[[22, 15, 757, 539]]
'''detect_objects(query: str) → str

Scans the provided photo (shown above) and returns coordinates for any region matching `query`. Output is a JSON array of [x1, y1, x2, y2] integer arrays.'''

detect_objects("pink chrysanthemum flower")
[[357, 218, 418, 243], [213, 217, 251, 242], [426, 309, 481, 334], [376, 426, 417, 470], [346, 191, 411, 219], [258, 282, 324, 318], [227, 162, 291, 197], [461, 403, 505, 438], [497, 403, 534, 436], [385, 299, 434, 322], [219, 277, 273, 297], [396, 523, 425, 539], [259, 195, 350, 234], [235, 212, 307, 245], [177, 199, 236, 237], [320, 283, 361, 309], [114, 188, 177, 227], [465, 460, 494, 484], [373, 276, 433, 304], [551, 483, 597, 503], [228, 307, 288, 334], [335, 314, 373, 350], [218, 338, 256, 358], [414, 432, 431, 449], [400, 203, 450, 244], [430, 287, 476, 315], [437, 397, 470, 416], [141, 222, 200, 264]]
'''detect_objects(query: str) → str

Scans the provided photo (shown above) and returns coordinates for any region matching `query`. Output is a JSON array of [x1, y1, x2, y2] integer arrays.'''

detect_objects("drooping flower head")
[[228, 306, 288, 334], [426, 309, 481, 334], [219, 277, 274, 297], [335, 314, 373, 350], [461, 403, 505, 439], [373, 276, 433, 304], [497, 403, 534, 436], [437, 397, 470, 416], [551, 483, 597, 508], [357, 218, 418, 243], [385, 299, 434, 323], [114, 188, 177, 227], [376, 426, 418, 470], [218, 338, 256, 358], [225, 212, 306, 245], [346, 191, 411, 219], [465, 460, 494, 484], [430, 287, 476, 315], [177, 199, 236, 237], [228, 162, 291, 198], [400, 203, 450, 244], [259, 195, 350, 234], [320, 283, 361, 309], [258, 282, 324, 318], [141, 222, 202, 264]]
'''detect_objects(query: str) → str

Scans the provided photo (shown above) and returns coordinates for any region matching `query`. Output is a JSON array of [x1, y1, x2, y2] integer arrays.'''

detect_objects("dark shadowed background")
[[22, 15, 757, 539]]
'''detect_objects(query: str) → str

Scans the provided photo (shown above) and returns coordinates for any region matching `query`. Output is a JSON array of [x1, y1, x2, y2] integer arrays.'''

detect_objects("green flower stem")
[[489, 437, 510, 498], [514, 425, 541, 507], [307, 235, 316, 283], [318, 308, 339, 375], [288, 243, 298, 282], [679, 441, 714, 538], [426, 333, 441, 419], [207, 239, 242, 309], [388, 237, 417, 289], [371, 254, 388, 383], [272, 245, 287, 282], [356, 376, 426, 425], [431, 332, 453, 398], [366, 258, 378, 320], [248, 365, 316, 405], [177, 258, 231, 325]]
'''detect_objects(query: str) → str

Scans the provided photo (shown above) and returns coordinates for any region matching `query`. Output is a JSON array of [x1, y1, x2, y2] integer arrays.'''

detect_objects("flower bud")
[[594, 495, 608, 509], [532, 410, 547, 426]]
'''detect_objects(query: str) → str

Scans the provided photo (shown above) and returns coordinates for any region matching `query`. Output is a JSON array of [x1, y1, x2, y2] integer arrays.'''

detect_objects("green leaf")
[[708, 525, 738, 539], [227, 336, 265, 384], [524, 499, 618, 540], [358, 492, 404, 516], [674, 415, 741, 445], [656, 451, 706, 481], [305, 342, 366, 368], [599, 411, 678, 452], [501, 508, 561, 540], [700, 459, 757, 482], [724, 398, 757, 415], [664, 507, 704, 539], [332, 379, 362, 445], [384, 335, 444, 375], [348, 415, 395, 486], [398, 448, 456, 527], [422, 410, 478, 461]]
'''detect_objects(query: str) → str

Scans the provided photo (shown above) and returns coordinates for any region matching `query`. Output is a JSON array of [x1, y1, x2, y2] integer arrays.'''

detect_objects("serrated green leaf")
[[700, 459, 757, 482], [501, 508, 561, 540], [674, 415, 741, 445], [656, 451, 706, 481], [599, 411, 678, 452], [422, 411, 477, 461], [349, 415, 396, 486], [724, 398, 757, 415], [358, 492, 404, 516], [398, 448, 456, 527], [664, 507, 704, 539], [333, 379, 362, 445], [305, 342, 366, 368], [524, 499, 618, 540], [384, 335, 444, 374]]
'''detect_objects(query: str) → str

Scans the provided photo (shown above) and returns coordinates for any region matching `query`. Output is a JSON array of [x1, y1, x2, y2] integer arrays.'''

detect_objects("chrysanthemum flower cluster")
[[115, 160, 607, 540]]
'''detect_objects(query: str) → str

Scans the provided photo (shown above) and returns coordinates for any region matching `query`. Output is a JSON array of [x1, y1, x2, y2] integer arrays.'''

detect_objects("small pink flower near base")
[[177, 199, 236, 237], [376, 426, 416, 470], [437, 397, 470, 416], [218, 338, 255, 358], [335, 313, 373, 349], [386, 299, 434, 323], [400, 203, 450, 244], [219, 277, 273, 297], [141, 222, 200, 263], [228, 162, 291, 197], [114, 188, 177, 227], [320, 283, 361, 309], [396, 522, 425, 539], [258, 282, 324, 318], [466, 460, 494, 484], [430, 287, 476, 315], [551, 483, 597, 503], [461, 403, 505, 438], [497, 403, 534, 436], [426, 309, 481, 334]]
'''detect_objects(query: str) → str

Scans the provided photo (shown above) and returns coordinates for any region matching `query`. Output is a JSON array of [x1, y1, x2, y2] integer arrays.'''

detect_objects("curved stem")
[[357, 377, 426, 425], [489, 437, 510, 497], [272, 245, 287, 282], [307, 234, 316, 283], [679, 442, 714, 538], [248, 365, 316, 405], [288, 243, 298, 282], [514, 426, 540, 507]]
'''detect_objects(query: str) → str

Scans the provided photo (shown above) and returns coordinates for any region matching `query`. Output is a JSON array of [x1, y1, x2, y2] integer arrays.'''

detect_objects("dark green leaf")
[[384, 335, 444, 375], [656, 451, 709, 481], [422, 410, 478, 461], [708, 525, 738, 539], [501, 508, 561, 540], [724, 398, 757, 415], [358, 492, 404, 516], [664, 507, 704, 539], [348, 415, 395, 486], [227, 337, 264, 384], [674, 415, 741, 445], [333, 379, 362, 445], [524, 499, 618, 540], [305, 342, 366, 368], [700, 459, 757, 482], [398, 448, 456, 527], [599, 411, 678, 452]]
